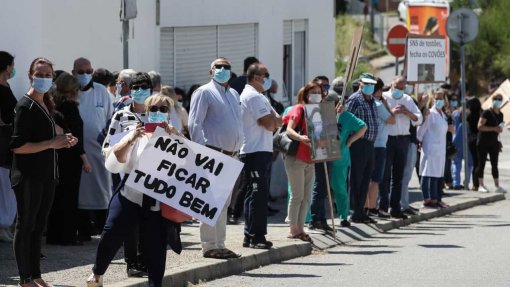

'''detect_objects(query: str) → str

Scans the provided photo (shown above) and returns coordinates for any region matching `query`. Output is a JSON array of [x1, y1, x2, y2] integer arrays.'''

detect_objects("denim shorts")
[[371, 147, 387, 183]]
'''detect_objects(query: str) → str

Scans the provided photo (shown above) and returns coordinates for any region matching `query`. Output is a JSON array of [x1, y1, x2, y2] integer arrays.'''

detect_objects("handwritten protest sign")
[[125, 127, 244, 226], [405, 35, 447, 83]]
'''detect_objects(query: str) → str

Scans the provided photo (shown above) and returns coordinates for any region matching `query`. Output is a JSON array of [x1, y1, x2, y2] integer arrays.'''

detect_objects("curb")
[[116, 193, 505, 287]]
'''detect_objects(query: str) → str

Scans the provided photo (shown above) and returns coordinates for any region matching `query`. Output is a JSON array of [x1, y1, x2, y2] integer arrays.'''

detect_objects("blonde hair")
[[428, 88, 449, 109], [144, 94, 174, 113], [160, 85, 177, 98]]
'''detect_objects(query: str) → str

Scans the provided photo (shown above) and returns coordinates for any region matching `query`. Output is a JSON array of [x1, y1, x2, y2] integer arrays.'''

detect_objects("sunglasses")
[[149, 105, 169, 113], [131, 84, 150, 90], [76, 69, 93, 75], [321, 84, 331, 90], [214, 64, 231, 70]]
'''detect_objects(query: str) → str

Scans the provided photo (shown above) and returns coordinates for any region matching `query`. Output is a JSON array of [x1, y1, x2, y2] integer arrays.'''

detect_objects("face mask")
[[450, 100, 458, 108], [77, 73, 92, 88], [148, 111, 168, 123], [435, 99, 445, 109], [213, 68, 230, 84], [32, 77, 53, 94], [9, 67, 16, 79], [131, 88, 151, 104], [405, 84, 413, 95], [308, 93, 322, 104], [493, 100, 503, 109], [362, 84, 375, 96], [263, 77, 272, 91], [391, 88, 404, 99]]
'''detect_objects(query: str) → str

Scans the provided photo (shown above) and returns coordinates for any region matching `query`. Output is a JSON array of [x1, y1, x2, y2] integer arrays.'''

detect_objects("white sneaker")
[[86, 274, 103, 287], [478, 185, 490, 193], [495, 187, 507, 193]]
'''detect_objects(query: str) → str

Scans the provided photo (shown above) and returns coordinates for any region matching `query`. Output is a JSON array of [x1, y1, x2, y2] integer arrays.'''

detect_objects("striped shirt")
[[102, 106, 147, 152], [345, 90, 378, 142]]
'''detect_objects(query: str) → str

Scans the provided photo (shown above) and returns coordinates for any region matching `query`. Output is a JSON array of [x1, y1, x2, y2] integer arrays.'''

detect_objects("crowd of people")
[[0, 51, 507, 287]]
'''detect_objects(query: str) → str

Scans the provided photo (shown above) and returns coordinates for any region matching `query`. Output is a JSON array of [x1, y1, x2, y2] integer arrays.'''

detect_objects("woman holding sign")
[[282, 82, 322, 242], [87, 94, 181, 287]]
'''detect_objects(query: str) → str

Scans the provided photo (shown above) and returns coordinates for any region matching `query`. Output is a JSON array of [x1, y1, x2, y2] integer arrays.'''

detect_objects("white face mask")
[[308, 93, 322, 104]]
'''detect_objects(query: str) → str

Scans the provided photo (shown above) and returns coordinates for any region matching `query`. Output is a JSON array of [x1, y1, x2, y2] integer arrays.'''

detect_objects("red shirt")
[[282, 104, 312, 164]]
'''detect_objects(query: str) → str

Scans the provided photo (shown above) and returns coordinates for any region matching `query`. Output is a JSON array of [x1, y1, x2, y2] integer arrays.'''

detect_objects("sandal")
[[220, 248, 242, 259], [287, 233, 313, 243]]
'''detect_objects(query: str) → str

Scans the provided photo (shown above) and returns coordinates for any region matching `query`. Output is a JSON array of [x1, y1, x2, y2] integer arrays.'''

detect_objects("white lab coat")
[[417, 108, 448, 178]]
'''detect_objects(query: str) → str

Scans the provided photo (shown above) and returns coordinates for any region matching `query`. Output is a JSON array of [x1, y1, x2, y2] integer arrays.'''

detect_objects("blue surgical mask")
[[493, 100, 503, 109], [435, 99, 445, 109], [213, 68, 230, 84], [362, 84, 375, 96], [263, 77, 272, 91], [9, 67, 16, 79], [77, 73, 92, 88], [392, 88, 404, 99], [148, 111, 168, 123], [32, 77, 53, 94], [131, 88, 151, 104], [405, 84, 413, 95], [450, 100, 458, 108]]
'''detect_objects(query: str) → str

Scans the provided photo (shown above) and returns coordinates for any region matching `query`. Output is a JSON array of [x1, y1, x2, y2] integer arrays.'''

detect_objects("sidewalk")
[[0, 189, 504, 287]]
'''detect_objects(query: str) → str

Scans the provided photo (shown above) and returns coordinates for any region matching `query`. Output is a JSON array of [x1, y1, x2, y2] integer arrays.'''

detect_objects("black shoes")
[[351, 216, 377, 224], [127, 263, 147, 278], [243, 235, 273, 249], [309, 221, 334, 232], [377, 210, 391, 219], [390, 210, 408, 219], [402, 208, 419, 216], [340, 219, 351, 227], [227, 215, 240, 225]]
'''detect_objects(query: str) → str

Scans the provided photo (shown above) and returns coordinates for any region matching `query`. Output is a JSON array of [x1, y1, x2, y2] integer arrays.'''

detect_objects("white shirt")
[[383, 90, 422, 136], [240, 84, 273, 154]]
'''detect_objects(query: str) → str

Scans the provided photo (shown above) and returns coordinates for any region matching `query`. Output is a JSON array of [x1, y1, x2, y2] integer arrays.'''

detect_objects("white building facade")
[[1, 0, 335, 103]]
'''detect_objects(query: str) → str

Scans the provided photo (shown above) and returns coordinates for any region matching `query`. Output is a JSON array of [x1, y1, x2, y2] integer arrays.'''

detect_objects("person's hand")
[[495, 126, 503, 134], [82, 159, 92, 173], [127, 123, 145, 145], [300, 135, 310, 144], [161, 122, 182, 136], [65, 133, 78, 147], [335, 103, 344, 114], [50, 135, 73, 149]]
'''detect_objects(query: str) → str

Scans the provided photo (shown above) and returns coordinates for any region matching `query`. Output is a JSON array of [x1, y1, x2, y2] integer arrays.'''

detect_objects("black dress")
[[46, 100, 85, 245]]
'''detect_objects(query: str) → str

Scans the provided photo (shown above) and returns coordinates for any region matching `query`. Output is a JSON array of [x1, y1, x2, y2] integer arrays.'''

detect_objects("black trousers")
[[379, 136, 409, 212], [349, 139, 374, 219], [477, 141, 500, 179], [93, 192, 167, 287], [241, 152, 272, 240], [468, 139, 480, 188], [13, 176, 56, 282]]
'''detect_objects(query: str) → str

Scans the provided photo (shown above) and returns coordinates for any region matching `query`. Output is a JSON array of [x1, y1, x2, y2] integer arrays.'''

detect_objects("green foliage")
[[450, 0, 510, 92]]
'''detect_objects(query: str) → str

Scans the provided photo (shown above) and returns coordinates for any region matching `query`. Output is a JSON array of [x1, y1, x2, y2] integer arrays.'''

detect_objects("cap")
[[359, 72, 377, 84]]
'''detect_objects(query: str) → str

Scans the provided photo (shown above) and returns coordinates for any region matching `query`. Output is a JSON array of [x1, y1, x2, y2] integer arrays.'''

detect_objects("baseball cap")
[[359, 72, 377, 84]]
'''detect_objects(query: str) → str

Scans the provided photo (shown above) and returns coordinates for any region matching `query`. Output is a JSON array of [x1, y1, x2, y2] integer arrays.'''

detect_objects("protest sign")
[[125, 127, 244, 226], [304, 102, 341, 162], [341, 25, 364, 102], [405, 35, 447, 83]]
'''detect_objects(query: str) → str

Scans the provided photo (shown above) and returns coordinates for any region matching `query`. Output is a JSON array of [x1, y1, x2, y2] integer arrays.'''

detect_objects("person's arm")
[[250, 96, 278, 132], [407, 98, 423, 125], [478, 115, 502, 133], [113, 123, 145, 164], [417, 112, 431, 142], [188, 88, 208, 144], [286, 119, 310, 144], [347, 125, 367, 147]]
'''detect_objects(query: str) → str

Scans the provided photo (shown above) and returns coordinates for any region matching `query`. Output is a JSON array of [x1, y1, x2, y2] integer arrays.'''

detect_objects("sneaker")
[[390, 210, 408, 219], [127, 263, 147, 277], [478, 185, 490, 193], [227, 215, 240, 225], [377, 210, 391, 219], [367, 208, 379, 216], [242, 235, 251, 248], [402, 208, 418, 216], [250, 238, 273, 249], [340, 219, 351, 227], [319, 222, 334, 232], [86, 274, 103, 287], [495, 187, 507, 193]]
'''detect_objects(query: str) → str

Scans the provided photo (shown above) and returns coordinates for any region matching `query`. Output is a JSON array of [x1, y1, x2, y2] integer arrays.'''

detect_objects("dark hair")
[[246, 63, 262, 82], [29, 57, 55, 113], [184, 84, 200, 113], [129, 72, 153, 91], [93, 68, 114, 87], [174, 87, 186, 97], [53, 70, 66, 81], [113, 71, 119, 82], [313, 75, 329, 83], [297, 82, 321, 104], [0, 51, 14, 72], [375, 78, 384, 92], [243, 56, 259, 73], [351, 79, 360, 92]]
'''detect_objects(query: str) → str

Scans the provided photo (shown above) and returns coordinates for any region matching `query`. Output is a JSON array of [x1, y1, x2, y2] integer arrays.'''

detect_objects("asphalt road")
[[198, 197, 510, 287]]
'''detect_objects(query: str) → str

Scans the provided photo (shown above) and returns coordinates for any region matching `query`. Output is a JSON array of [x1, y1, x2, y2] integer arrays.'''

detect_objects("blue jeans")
[[310, 161, 332, 223], [421, 176, 441, 201], [401, 143, 417, 209]]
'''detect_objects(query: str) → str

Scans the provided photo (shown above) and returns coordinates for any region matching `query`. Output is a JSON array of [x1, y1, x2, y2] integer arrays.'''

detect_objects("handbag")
[[273, 124, 300, 156], [161, 203, 192, 223]]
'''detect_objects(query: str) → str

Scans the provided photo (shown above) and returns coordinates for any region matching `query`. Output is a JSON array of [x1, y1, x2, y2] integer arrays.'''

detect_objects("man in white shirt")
[[239, 63, 280, 249], [380, 76, 422, 219], [188, 57, 244, 259]]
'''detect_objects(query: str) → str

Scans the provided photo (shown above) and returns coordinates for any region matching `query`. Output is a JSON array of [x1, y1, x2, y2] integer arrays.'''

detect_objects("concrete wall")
[[1, 0, 335, 100]]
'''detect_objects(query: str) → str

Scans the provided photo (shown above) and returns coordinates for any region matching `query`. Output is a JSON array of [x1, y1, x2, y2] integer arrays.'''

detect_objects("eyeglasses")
[[76, 69, 93, 75], [149, 105, 169, 113], [131, 84, 150, 90], [214, 64, 231, 70]]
